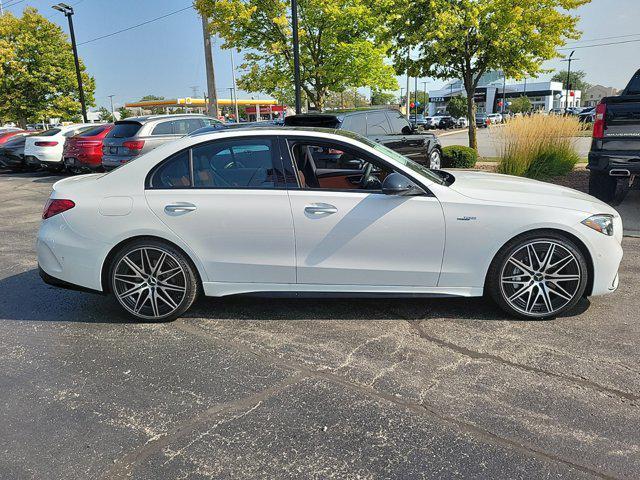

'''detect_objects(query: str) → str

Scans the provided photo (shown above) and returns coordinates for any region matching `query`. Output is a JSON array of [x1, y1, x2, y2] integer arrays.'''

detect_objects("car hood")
[[446, 170, 618, 215]]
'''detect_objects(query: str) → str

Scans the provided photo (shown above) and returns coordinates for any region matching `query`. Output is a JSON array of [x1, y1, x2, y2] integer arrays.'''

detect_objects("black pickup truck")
[[588, 69, 640, 201], [284, 109, 443, 169]]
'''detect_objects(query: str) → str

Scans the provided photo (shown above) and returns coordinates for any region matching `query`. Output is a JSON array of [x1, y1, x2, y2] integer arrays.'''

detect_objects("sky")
[[3, 0, 639, 111]]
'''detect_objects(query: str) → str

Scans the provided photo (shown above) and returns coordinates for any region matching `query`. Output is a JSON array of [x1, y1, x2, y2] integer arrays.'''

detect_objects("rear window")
[[39, 128, 61, 137], [108, 122, 142, 138], [284, 115, 340, 128], [624, 71, 640, 95], [79, 125, 109, 137]]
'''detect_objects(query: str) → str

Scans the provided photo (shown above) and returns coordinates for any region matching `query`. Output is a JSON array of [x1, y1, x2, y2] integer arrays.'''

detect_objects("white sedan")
[[37, 128, 623, 322], [24, 123, 97, 171]]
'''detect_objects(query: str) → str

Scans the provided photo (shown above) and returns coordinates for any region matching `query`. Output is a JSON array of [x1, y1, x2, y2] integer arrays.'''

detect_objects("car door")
[[386, 110, 426, 161], [145, 136, 296, 284], [283, 136, 445, 287]]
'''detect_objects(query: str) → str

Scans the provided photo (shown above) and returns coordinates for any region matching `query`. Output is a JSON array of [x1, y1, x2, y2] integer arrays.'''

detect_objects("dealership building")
[[427, 72, 582, 115]]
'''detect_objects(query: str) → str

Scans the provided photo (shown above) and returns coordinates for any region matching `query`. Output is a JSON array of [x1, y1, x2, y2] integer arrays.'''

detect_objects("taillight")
[[42, 199, 75, 219], [77, 140, 101, 147], [123, 140, 145, 152], [593, 102, 607, 139], [35, 141, 58, 147]]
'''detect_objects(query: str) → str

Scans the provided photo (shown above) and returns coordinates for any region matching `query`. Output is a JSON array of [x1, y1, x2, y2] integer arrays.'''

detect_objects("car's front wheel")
[[428, 149, 442, 170], [487, 232, 588, 320], [109, 239, 199, 322]]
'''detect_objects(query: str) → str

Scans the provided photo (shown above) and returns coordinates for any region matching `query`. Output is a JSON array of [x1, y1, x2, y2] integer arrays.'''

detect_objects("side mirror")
[[381, 172, 424, 196]]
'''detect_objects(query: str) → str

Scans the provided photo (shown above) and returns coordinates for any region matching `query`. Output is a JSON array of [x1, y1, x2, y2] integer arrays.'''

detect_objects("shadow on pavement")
[[0, 268, 590, 324]]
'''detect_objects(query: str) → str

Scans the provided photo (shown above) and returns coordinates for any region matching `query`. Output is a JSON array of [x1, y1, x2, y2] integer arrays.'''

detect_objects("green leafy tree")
[[97, 107, 114, 122], [509, 96, 533, 114], [371, 89, 397, 106], [447, 96, 467, 118], [324, 90, 369, 109], [195, 0, 398, 111], [0, 8, 95, 127], [551, 70, 591, 93], [138, 95, 166, 115], [117, 106, 133, 120], [385, 0, 589, 150]]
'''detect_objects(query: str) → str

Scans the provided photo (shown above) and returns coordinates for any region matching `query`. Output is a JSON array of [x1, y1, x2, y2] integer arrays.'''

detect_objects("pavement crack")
[[170, 319, 620, 480], [405, 319, 640, 404], [100, 371, 308, 480]]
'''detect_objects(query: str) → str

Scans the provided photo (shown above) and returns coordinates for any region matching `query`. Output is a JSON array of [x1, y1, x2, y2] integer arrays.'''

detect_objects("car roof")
[[115, 114, 213, 124]]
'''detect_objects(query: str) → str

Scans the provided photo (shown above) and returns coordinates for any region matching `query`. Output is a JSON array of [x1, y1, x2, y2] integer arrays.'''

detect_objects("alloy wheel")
[[500, 240, 582, 317], [113, 247, 187, 320], [429, 150, 441, 170]]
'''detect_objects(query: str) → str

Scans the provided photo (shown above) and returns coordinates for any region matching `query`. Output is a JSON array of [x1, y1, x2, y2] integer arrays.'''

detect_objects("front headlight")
[[582, 214, 614, 236]]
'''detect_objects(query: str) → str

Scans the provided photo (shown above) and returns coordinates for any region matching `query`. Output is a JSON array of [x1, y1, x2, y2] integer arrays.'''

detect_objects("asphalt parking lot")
[[1, 170, 639, 479]]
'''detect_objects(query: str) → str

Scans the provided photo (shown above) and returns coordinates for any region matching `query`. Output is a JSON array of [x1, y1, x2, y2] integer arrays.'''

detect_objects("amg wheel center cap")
[[534, 273, 544, 282]]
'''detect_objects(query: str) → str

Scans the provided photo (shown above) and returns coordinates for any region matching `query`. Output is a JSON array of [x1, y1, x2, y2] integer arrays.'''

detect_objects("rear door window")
[[340, 114, 367, 135], [79, 125, 109, 137], [624, 71, 640, 95], [149, 150, 191, 188], [109, 122, 142, 138], [173, 118, 204, 135], [151, 121, 174, 136], [366, 112, 391, 135], [388, 111, 412, 134]]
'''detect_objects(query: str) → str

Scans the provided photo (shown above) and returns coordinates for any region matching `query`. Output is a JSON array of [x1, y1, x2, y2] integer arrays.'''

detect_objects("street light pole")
[[230, 50, 240, 122], [291, 0, 302, 114], [108, 95, 115, 119], [562, 51, 577, 113], [421, 81, 428, 114], [52, 3, 87, 123], [405, 50, 410, 120]]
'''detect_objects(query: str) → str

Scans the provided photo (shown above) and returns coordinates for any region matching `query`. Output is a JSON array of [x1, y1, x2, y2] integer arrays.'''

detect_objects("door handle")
[[165, 202, 197, 213], [304, 203, 337, 215]]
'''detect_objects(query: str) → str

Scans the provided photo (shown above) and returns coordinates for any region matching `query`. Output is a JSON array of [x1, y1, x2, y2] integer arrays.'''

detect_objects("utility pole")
[[562, 51, 577, 113], [0, 1, 4, 15], [107, 95, 115, 120], [502, 73, 507, 114], [405, 50, 410, 120], [291, 0, 302, 113], [414, 76, 418, 118], [52, 3, 87, 122], [230, 50, 240, 123], [201, 14, 218, 116], [400, 87, 405, 106], [422, 81, 428, 114]]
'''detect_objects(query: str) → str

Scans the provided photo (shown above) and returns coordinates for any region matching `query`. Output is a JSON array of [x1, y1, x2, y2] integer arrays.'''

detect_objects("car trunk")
[[599, 95, 640, 152], [102, 121, 143, 156]]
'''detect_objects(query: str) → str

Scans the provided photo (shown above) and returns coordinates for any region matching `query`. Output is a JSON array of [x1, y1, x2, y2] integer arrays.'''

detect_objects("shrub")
[[495, 113, 581, 179], [442, 145, 478, 168]]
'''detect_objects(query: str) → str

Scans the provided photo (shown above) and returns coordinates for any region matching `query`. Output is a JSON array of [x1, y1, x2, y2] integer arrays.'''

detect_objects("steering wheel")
[[224, 160, 246, 169], [359, 162, 373, 188]]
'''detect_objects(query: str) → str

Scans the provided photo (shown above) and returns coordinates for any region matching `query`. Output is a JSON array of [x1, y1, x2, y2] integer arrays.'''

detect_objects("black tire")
[[487, 231, 589, 320], [109, 239, 199, 322], [588, 170, 617, 202], [46, 164, 64, 173]]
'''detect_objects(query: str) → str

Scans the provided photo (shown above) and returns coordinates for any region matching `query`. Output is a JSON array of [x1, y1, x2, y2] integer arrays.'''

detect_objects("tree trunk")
[[465, 88, 477, 151]]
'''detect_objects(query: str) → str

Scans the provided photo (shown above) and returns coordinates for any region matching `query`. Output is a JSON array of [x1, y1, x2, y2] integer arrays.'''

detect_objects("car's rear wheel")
[[487, 232, 588, 320], [588, 170, 617, 202], [109, 239, 199, 322]]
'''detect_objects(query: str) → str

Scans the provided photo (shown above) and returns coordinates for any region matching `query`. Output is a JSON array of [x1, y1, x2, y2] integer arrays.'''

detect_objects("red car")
[[0, 129, 28, 144], [63, 123, 114, 173]]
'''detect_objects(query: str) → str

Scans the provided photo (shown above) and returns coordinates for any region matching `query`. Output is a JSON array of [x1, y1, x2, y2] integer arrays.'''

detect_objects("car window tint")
[[366, 112, 391, 135], [340, 114, 367, 135], [109, 123, 142, 138], [388, 111, 411, 134], [79, 125, 108, 137], [39, 128, 61, 137], [151, 121, 174, 136], [625, 71, 640, 95], [202, 117, 222, 126], [191, 138, 280, 188], [64, 126, 94, 137], [151, 150, 191, 188], [173, 118, 203, 135]]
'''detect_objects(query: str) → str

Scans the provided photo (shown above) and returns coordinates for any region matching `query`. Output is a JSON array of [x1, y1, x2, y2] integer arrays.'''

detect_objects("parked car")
[[23, 124, 97, 172], [487, 113, 503, 124], [436, 116, 457, 129], [588, 68, 640, 201], [422, 116, 439, 130], [63, 123, 114, 173], [456, 117, 469, 128], [0, 132, 41, 171], [578, 107, 595, 123], [0, 129, 28, 145], [285, 109, 443, 169], [409, 114, 429, 129], [475, 114, 490, 128], [101, 114, 222, 171], [38, 127, 623, 322]]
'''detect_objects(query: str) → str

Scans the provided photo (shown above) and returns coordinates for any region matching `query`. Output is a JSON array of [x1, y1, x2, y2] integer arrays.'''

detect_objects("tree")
[[324, 90, 369, 109], [97, 107, 114, 122], [385, 0, 589, 150], [509, 96, 533, 114], [0, 8, 96, 127], [195, 0, 397, 111], [447, 96, 467, 118], [117, 106, 133, 120], [551, 70, 591, 93], [371, 89, 397, 106]]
